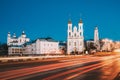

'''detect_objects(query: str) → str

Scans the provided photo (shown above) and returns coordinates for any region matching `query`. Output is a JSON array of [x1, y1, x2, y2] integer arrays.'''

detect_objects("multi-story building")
[[67, 19, 84, 54], [101, 38, 113, 51], [23, 37, 61, 55]]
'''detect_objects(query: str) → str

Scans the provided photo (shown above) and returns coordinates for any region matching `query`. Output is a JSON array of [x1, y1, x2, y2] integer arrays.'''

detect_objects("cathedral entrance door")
[[74, 47, 78, 54]]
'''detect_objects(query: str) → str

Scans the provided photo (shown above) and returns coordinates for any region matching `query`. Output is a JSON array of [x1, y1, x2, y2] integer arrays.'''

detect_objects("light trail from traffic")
[[0, 55, 119, 80], [42, 57, 118, 80], [0, 56, 103, 79], [64, 58, 119, 80]]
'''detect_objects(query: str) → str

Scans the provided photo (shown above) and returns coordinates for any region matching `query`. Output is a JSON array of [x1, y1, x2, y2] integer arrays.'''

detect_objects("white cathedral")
[[7, 31, 30, 55], [67, 19, 84, 54], [7, 31, 30, 46]]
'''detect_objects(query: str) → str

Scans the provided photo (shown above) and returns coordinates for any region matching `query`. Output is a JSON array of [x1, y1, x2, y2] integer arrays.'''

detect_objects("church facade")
[[7, 31, 30, 46], [67, 19, 84, 54]]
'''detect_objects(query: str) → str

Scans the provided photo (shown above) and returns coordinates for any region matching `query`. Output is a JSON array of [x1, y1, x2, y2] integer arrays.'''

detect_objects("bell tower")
[[78, 19, 83, 37], [7, 32, 11, 45], [68, 19, 72, 38], [94, 26, 100, 51], [21, 31, 26, 38]]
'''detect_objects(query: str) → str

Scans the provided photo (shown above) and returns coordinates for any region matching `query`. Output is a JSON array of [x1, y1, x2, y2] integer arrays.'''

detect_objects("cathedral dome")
[[95, 27, 98, 30], [13, 33, 16, 38], [68, 19, 72, 24], [79, 19, 83, 23], [8, 32, 10, 34], [22, 31, 25, 35], [21, 31, 26, 38]]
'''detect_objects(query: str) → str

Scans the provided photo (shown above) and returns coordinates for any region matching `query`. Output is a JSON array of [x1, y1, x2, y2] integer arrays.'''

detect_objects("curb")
[[0, 55, 85, 63], [0, 56, 65, 63]]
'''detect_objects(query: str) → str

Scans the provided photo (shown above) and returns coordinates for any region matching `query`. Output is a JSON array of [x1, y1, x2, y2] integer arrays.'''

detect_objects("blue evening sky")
[[0, 0, 120, 43]]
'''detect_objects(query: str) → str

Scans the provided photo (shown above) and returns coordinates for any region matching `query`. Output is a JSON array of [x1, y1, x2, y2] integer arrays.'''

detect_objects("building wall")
[[8, 47, 24, 55], [101, 39, 113, 51], [38, 41, 59, 54], [23, 39, 60, 55], [23, 44, 32, 54]]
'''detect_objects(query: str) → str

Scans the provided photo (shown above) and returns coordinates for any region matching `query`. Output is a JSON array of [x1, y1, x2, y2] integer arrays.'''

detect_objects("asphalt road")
[[0, 55, 120, 80]]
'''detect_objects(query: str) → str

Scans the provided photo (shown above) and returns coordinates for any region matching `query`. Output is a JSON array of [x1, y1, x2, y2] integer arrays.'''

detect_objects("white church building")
[[7, 31, 30, 55], [67, 19, 84, 54], [7, 31, 30, 46]]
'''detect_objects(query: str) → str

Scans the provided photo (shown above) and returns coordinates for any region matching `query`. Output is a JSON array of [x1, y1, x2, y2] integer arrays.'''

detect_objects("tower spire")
[[68, 19, 72, 24], [79, 18, 83, 23], [22, 30, 25, 35], [21, 30, 26, 38], [94, 26, 99, 42], [94, 26, 100, 51], [8, 32, 11, 37], [68, 14, 72, 24], [79, 13, 83, 23]]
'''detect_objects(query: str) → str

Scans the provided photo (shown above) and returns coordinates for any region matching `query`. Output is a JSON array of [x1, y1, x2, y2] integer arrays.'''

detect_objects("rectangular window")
[[69, 42, 71, 46]]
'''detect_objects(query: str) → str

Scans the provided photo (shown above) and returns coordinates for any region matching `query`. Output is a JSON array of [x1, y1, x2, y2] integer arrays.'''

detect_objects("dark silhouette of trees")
[[0, 42, 8, 56], [89, 43, 97, 50]]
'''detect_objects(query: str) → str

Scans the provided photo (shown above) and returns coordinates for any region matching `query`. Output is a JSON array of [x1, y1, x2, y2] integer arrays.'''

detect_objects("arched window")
[[79, 26, 81, 29], [80, 32, 82, 36], [74, 33, 76, 37], [69, 32, 71, 36], [69, 26, 71, 30]]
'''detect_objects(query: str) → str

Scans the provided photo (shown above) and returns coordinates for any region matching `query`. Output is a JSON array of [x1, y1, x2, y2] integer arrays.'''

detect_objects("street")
[[0, 55, 120, 80]]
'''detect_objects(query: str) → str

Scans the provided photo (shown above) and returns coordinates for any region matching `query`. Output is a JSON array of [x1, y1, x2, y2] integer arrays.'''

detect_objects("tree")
[[0, 43, 8, 56], [90, 43, 97, 49]]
